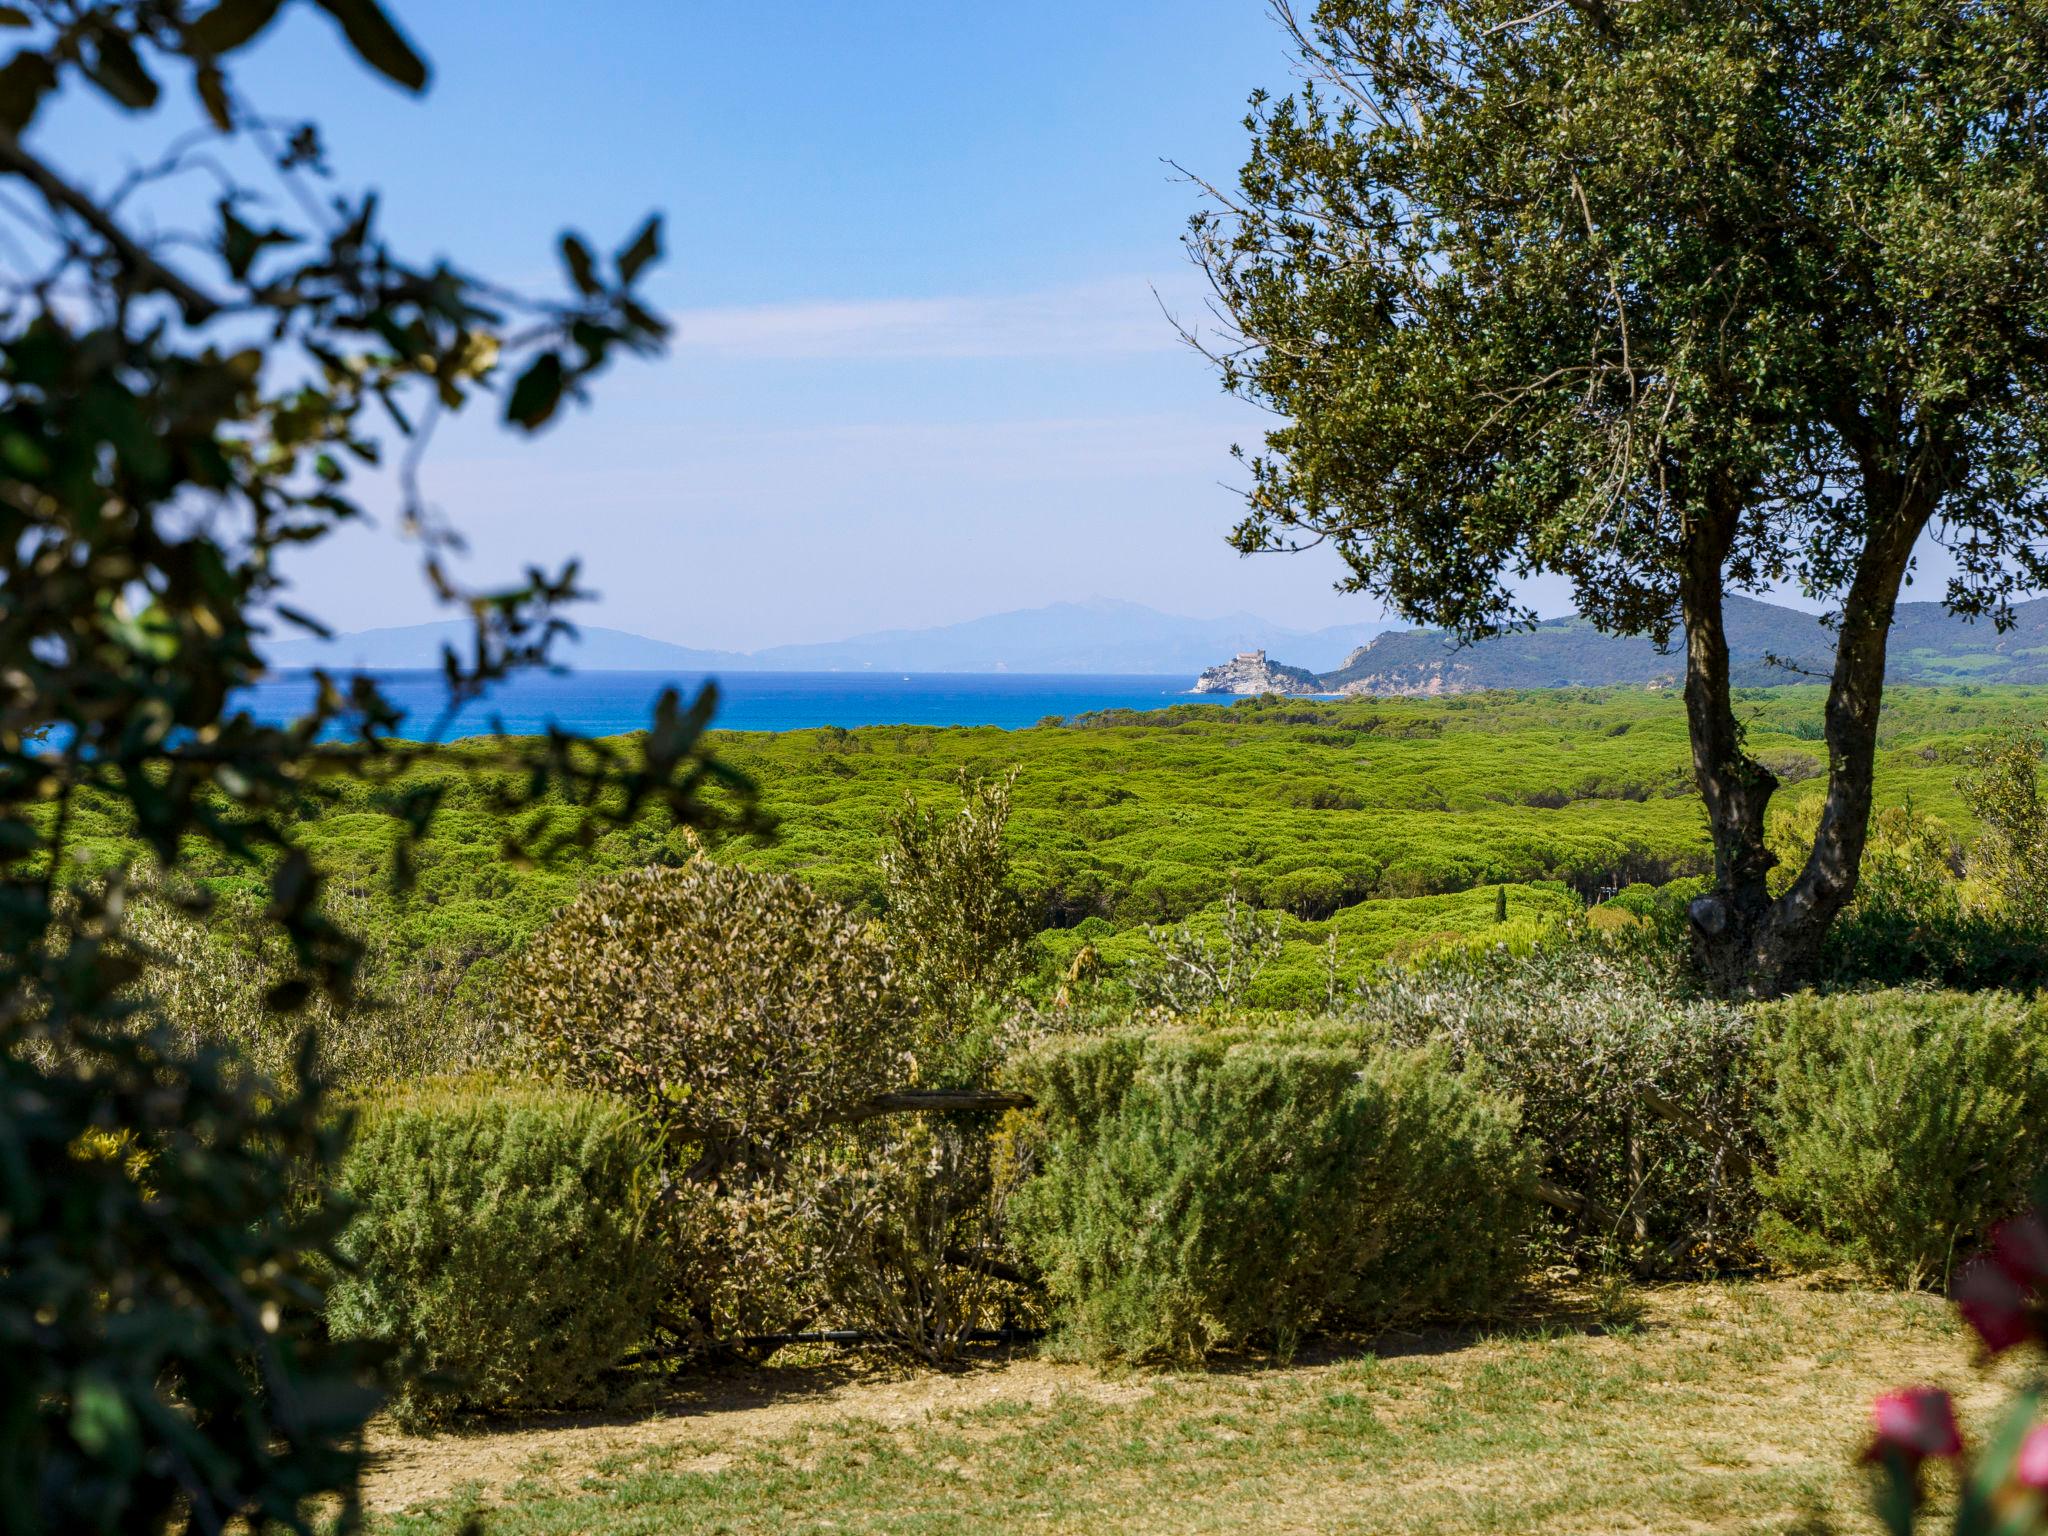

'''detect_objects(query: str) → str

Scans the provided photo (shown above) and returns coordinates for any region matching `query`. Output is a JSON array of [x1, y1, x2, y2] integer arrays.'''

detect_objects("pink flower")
[[1993, 1212, 2048, 1289], [2018, 1424, 2048, 1490], [1867, 1388, 1963, 1462], [1955, 1256, 2036, 1356]]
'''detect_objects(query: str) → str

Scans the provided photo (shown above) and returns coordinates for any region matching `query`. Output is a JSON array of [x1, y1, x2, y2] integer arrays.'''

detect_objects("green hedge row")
[[327, 1082, 668, 1429], [320, 985, 2048, 1418], [1005, 1030, 1534, 1361]]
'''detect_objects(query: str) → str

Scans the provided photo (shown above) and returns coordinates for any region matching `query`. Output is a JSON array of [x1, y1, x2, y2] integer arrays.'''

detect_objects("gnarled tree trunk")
[[1682, 471, 1937, 998]]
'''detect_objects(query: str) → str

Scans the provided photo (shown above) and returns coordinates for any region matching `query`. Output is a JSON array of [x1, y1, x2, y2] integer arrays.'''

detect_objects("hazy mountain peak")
[[259, 601, 1396, 676]]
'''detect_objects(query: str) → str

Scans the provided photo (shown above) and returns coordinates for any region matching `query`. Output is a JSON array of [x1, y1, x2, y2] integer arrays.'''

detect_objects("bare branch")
[[0, 129, 222, 324]]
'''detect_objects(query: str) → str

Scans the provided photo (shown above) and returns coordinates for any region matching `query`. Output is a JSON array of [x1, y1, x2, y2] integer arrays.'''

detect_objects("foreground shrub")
[[504, 859, 904, 1172], [1755, 990, 2048, 1286], [1356, 941, 1757, 1270], [1007, 1030, 1532, 1361], [3, 1017, 381, 1535], [328, 1083, 667, 1428]]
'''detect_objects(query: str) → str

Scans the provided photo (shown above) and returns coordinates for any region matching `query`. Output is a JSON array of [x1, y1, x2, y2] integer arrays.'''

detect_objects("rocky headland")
[[1190, 649, 1324, 696], [1186, 593, 2048, 698]]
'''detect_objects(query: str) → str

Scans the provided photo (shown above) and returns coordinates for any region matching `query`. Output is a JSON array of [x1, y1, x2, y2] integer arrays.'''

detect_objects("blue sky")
[[56, 0, 1387, 651], [48, 2, 1965, 649]]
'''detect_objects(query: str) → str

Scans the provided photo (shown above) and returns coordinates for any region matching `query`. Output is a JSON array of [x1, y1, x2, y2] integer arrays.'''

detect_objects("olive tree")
[[1189, 0, 2048, 994], [0, 3, 754, 1528]]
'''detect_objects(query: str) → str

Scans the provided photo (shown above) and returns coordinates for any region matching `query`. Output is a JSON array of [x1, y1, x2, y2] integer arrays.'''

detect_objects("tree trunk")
[[1681, 466, 1937, 997], [1680, 491, 1781, 994]]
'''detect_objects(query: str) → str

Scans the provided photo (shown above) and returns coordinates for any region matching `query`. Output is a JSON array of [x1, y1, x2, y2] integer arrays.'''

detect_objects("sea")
[[233, 669, 1213, 739]]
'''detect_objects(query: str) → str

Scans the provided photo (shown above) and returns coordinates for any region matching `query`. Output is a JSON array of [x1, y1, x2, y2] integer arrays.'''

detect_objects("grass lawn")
[[365, 1281, 2025, 1535]]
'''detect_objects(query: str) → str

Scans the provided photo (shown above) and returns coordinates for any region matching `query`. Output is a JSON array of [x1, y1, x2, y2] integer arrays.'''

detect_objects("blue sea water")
[[234, 670, 1213, 739]]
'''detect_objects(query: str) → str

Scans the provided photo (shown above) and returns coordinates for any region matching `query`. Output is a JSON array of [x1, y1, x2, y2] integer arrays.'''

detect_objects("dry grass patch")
[[367, 1280, 2023, 1535]]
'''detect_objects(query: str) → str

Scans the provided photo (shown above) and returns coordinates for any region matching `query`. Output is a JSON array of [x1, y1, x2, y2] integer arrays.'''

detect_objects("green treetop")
[[1190, 0, 2048, 993]]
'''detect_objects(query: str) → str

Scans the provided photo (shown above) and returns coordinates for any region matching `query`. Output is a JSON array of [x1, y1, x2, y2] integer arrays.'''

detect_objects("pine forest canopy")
[[1191, 0, 2048, 993]]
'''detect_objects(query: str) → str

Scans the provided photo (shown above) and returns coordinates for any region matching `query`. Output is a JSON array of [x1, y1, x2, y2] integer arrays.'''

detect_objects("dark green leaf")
[[0, 49, 56, 133], [504, 350, 564, 431], [194, 63, 232, 130], [0, 429, 47, 476], [313, 0, 428, 91], [615, 213, 662, 283], [216, 200, 295, 280], [85, 31, 159, 111], [559, 233, 598, 297], [68, 1375, 138, 1466], [274, 605, 334, 639], [185, 0, 286, 55]]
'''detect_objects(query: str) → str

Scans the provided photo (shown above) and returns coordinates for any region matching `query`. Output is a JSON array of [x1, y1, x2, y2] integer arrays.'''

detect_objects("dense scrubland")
[[65, 683, 2047, 1028], [32, 677, 2048, 1531], [63, 683, 2048, 1476]]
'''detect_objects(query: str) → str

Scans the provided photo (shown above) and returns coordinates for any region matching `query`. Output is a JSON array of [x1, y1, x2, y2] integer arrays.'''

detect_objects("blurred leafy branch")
[[0, 2, 760, 1530], [0, 0, 766, 1012]]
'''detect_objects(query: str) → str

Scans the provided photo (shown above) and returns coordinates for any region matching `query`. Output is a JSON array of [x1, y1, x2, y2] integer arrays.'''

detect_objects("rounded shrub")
[[327, 1082, 668, 1428], [1006, 1030, 1533, 1362], [502, 859, 904, 1169], [1358, 943, 1758, 1269], [1754, 989, 2048, 1286]]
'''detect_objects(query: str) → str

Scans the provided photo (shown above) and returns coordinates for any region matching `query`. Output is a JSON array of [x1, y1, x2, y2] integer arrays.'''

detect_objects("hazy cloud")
[[673, 278, 1206, 361]]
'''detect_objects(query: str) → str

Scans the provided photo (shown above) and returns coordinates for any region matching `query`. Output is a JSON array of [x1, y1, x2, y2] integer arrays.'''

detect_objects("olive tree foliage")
[[506, 860, 905, 1179], [1187, 0, 2048, 994], [505, 862, 910, 1346], [1131, 884, 1283, 1013], [0, 3, 752, 1530]]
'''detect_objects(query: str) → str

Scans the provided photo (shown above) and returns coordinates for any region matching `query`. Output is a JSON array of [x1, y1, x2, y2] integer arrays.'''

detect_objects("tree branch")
[[0, 128, 222, 324]]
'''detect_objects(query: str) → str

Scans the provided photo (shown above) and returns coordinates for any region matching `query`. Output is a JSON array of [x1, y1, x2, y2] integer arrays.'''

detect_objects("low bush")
[[327, 1082, 668, 1428], [1808, 802, 2048, 990], [503, 859, 904, 1174], [1754, 990, 2048, 1286], [122, 883, 506, 1091], [1821, 897, 2048, 992], [1006, 1030, 1532, 1362], [1355, 941, 1759, 1270]]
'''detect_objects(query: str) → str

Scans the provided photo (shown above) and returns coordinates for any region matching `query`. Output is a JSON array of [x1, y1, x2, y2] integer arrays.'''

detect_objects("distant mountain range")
[[260, 599, 1396, 677], [1193, 594, 2048, 696]]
